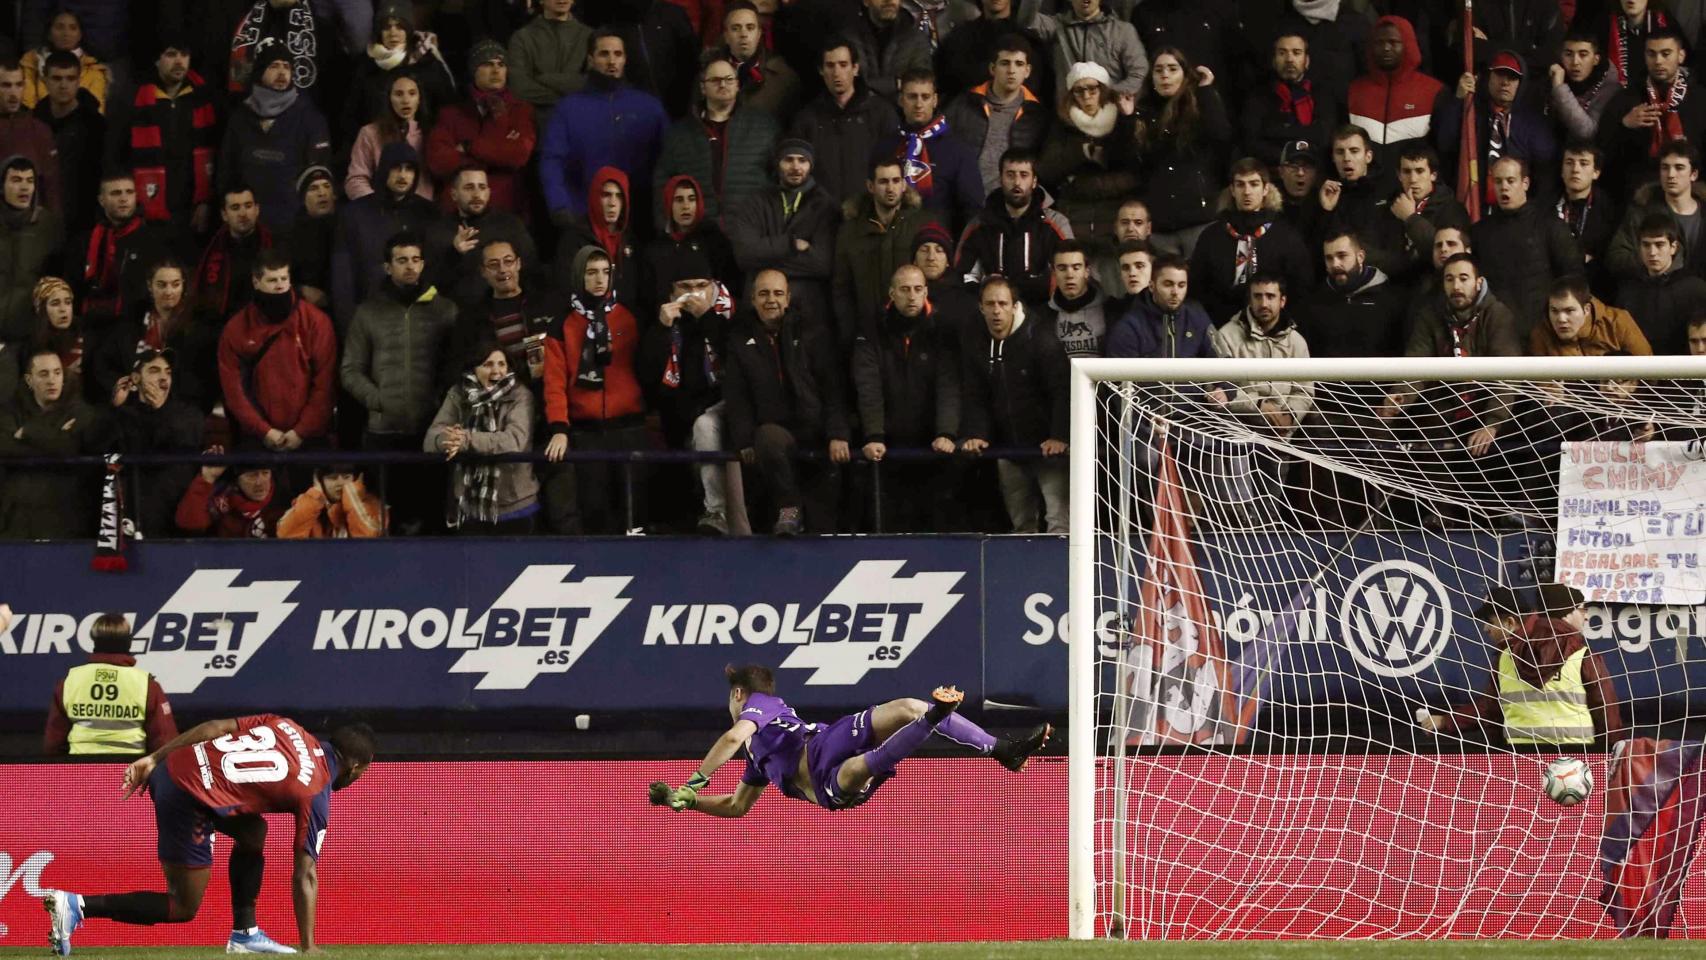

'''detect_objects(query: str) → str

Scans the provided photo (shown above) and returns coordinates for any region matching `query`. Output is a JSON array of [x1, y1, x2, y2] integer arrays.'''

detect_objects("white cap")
[[1065, 61, 1113, 91]]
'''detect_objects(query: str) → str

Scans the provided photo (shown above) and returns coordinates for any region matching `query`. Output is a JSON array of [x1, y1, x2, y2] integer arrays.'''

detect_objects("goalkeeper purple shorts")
[[806, 708, 892, 812]]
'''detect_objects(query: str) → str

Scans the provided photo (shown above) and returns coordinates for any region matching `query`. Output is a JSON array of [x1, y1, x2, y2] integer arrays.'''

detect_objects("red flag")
[[1457, 0, 1483, 222], [1127, 430, 1237, 745]]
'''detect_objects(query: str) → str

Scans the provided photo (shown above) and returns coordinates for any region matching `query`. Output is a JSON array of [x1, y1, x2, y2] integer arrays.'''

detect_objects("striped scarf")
[[899, 115, 949, 195], [451, 372, 516, 526]]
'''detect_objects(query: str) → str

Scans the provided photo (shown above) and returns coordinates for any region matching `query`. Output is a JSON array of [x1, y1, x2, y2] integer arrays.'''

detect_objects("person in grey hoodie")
[[1027, 0, 1148, 99]]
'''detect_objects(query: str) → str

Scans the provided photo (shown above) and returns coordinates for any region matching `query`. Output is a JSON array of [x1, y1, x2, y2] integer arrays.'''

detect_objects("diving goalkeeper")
[[650, 664, 1050, 815]]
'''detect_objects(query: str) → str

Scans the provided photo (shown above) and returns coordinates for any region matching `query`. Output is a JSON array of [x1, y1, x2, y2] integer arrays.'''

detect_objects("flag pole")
[[1458, 0, 1483, 221]]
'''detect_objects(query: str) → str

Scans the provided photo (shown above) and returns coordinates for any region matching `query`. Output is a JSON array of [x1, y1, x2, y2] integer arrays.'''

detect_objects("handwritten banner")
[[1557, 441, 1706, 605]]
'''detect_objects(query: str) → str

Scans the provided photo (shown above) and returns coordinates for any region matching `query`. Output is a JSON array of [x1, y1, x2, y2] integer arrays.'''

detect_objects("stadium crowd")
[[1, 0, 1703, 540]]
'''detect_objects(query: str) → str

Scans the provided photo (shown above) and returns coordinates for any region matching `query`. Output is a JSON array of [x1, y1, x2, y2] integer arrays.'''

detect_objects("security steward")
[[43, 613, 178, 756]]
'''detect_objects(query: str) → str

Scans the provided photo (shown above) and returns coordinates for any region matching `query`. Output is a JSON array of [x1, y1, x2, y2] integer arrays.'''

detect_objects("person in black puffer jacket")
[[1133, 46, 1232, 258]]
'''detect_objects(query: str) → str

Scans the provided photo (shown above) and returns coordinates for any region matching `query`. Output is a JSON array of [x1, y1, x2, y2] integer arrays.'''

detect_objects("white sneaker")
[[43, 890, 82, 956], [227, 928, 298, 953]]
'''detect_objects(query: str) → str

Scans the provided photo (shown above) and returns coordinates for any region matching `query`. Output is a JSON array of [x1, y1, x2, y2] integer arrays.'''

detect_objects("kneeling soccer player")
[[650, 664, 1049, 815], [43, 715, 375, 955]]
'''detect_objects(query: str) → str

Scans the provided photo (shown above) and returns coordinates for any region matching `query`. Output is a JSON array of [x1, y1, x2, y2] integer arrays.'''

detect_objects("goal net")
[[1066, 356, 1706, 940]]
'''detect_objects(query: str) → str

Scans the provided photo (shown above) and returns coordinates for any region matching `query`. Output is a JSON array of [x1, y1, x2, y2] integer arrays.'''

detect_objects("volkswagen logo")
[[1338, 561, 1453, 678]]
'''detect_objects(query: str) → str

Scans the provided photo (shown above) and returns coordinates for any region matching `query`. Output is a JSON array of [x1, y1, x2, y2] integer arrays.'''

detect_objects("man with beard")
[[540, 31, 669, 234], [342, 231, 458, 533], [109, 34, 216, 234], [1243, 31, 1339, 170], [1549, 31, 1620, 142], [430, 165, 536, 304], [425, 40, 538, 220], [717, 2, 800, 118], [1470, 156, 1583, 335], [331, 142, 438, 331], [1190, 158, 1313, 322], [723, 268, 850, 536], [285, 166, 337, 309], [0, 156, 61, 345], [218, 39, 332, 234], [1601, 27, 1706, 197], [1317, 126, 1406, 277], [853, 263, 962, 532], [954, 148, 1071, 308], [1347, 16, 1443, 180], [193, 186, 272, 320], [1104, 255, 1216, 359], [1300, 228, 1406, 358], [1210, 274, 1313, 437], [72, 172, 178, 328], [32, 51, 102, 235], [725, 140, 839, 327], [833, 157, 932, 349], [875, 69, 983, 234]]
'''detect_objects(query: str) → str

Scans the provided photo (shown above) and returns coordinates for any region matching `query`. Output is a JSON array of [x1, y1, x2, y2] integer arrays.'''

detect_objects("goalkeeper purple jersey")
[[737, 692, 823, 797]]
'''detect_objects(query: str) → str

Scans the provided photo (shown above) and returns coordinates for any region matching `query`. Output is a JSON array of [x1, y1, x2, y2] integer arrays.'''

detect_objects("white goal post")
[[1067, 354, 1706, 941]]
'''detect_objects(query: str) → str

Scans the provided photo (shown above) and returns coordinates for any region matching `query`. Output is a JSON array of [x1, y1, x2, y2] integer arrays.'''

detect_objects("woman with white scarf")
[[344, 2, 457, 145], [425, 334, 541, 534], [1038, 61, 1139, 249]]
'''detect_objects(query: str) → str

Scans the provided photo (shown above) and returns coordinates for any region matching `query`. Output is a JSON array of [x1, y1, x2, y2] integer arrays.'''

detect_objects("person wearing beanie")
[[724, 137, 839, 329], [217, 248, 337, 449], [541, 244, 648, 534], [344, 1, 457, 147], [425, 38, 538, 219], [217, 37, 333, 234], [787, 38, 901, 206], [1037, 60, 1138, 248], [539, 29, 670, 231], [226, 0, 345, 112], [285, 165, 339, 308], [331, 141, 440, 330], [506, 0, 594, 109]]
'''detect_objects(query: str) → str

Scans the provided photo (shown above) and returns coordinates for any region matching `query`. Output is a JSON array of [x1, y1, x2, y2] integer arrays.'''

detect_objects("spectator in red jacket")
[[174, 460, 285, 538], [1347, 16, 1444, 181], [425, 39, 538, 219], [543, 244, 647, 534], [216, 249, 338, 449]]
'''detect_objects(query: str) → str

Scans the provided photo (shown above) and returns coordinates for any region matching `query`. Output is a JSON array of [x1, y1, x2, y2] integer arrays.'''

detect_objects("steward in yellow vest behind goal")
[[1418, 585, 1623, 750], [44, 613, 178, 756]]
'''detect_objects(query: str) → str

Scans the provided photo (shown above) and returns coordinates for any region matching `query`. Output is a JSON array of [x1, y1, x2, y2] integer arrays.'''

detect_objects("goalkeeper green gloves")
[[648, 772, 711, 812]]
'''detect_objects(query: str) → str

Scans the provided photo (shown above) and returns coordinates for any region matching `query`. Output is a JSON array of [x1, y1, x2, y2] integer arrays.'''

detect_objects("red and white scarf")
[[1647, 68, 1691, 156]]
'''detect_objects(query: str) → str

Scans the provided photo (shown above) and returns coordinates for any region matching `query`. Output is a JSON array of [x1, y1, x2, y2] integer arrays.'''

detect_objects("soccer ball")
[[1543, 757, 1594, 806]]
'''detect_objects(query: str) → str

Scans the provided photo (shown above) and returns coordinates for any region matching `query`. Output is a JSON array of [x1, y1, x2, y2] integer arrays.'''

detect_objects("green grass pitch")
[[11, 944, 1706, 959]]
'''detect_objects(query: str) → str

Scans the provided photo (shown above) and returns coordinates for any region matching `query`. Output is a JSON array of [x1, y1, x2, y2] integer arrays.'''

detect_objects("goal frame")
[[1065, 354, 1706, 940]]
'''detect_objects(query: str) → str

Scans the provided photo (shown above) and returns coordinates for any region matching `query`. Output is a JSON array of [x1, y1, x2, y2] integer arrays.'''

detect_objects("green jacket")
[[0, 391, 97, 539], [831, 190, 933, 347], [341, 285, 459, 436], [0, 205, 63, 342], [506, 15, 593, 109]]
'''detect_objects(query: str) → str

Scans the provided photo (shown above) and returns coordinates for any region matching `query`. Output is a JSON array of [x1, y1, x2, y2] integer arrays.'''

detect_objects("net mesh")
[[1087, 372, 1706, 939]]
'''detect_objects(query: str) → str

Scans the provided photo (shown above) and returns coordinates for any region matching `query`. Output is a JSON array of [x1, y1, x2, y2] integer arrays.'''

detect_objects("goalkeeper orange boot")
[[994, 723, 1051, 772], [926, 685, 964, 724]]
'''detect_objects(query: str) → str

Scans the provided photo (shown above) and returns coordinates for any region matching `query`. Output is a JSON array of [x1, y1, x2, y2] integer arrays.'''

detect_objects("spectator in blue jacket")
[[217, 39, 332, 233], [539, 29, 669, 234], [1104, 254, 1218, 358]]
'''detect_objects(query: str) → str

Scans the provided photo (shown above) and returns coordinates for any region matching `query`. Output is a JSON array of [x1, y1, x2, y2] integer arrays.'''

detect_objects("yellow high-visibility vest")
[[1499, 646, 1594, 745], [61, 662, 149, 755]]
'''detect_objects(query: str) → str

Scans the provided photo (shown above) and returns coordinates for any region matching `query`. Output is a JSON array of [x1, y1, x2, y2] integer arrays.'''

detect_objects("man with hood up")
[[556, 166, 639, 307], [218, 38, 332, 234], [1189, 158, 1314, 323], [332, 141, 439, 330], [540, 29, 669, 235], [643, 174, 738, 316], [1347, 15, 1444, 181], [542, 244, 648, 535]]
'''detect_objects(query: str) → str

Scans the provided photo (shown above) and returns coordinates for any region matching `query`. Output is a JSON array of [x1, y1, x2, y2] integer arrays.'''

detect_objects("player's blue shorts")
[[150, 764, 217, 868], [805, 708, 893, 812]]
